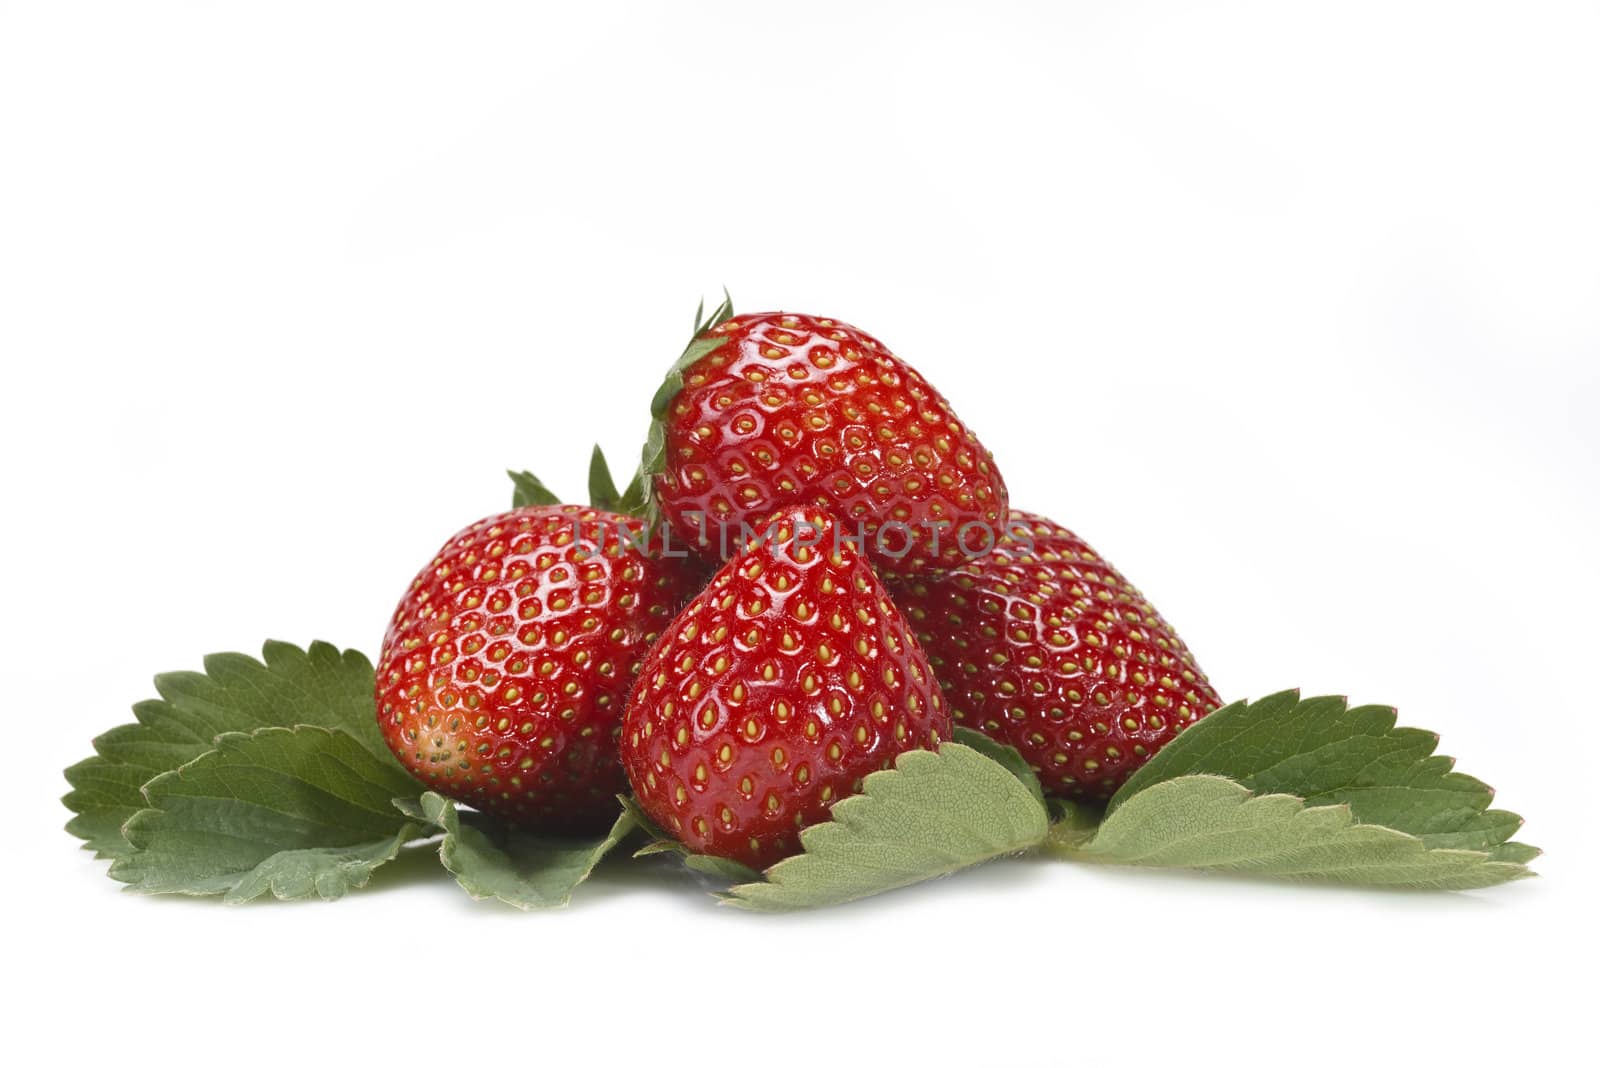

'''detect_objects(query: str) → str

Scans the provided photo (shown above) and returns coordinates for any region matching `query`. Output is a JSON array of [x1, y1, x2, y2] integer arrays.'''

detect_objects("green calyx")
[[507, 469, 561, 509], [506, 446, 644, 516], [632, 290, 736, 527], [588, 444, 647, 516]]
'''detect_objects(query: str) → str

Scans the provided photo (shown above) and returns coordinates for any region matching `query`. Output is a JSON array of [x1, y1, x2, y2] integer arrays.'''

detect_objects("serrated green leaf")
[[1058, 775, 1534, 890], [418, 792, 634, 910], [721, 743, 1050, 911], [587, 444, 623, 512], [1487, 841, 1543, 864], [617, 795, 761, 882], [1112, 691, 1527, 851], [508, 469, 561, 509], [110, 726, 427, 902], [62, 760, 155, 856], [391, 796, 429, 821], [63, 641, 395, 857], [952, 727, 1044, 805]]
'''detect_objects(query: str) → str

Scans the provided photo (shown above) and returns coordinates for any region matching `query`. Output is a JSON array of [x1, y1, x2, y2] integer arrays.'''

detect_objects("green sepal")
[[587, 443, 649, 517], [588, 445, 624, 512], [614, 458, 648, 517], [632, 291, 735, 528], [508, 469, 562, 509], [617, 795, 762, 883], [648, 295, 735, 421]]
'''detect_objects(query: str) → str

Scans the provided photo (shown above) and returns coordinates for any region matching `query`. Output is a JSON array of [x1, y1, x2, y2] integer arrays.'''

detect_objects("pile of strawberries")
[[376, 299, 1223, 866]]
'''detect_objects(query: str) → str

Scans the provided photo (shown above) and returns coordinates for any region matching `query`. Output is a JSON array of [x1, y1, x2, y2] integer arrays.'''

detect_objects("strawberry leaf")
[[413, 792, 635, 909], [508, 469, 561, 509], [1111, 690, 1529, 851], [618, 795, 762, 883], [63, 641, 396, 858], [952, 727, 1044, 805], [1054, 774, 1535, 890], [109, 725, 428, 902], [720, 742, 1049, 911]]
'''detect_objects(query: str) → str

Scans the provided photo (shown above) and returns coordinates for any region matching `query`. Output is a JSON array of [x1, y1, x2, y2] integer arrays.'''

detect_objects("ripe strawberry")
[[889, 511, 1222, 799], [376, 504, 694, 832], [641, 299, 1008, 575], [621, 509, 953, 863]]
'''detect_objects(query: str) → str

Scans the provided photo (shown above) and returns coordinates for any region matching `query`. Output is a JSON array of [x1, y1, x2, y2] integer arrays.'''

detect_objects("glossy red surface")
[[621, 510, 952, 863], [890, 511, 1222, 799], [376, 504, 695, 832], [654, 311, 1008, 575]]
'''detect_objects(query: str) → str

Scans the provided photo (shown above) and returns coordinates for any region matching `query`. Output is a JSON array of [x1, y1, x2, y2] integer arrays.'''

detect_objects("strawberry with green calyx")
[[376, 502, 696, 833], [620, 508, 953, 863], [636, 296, 1009, 575], [889, 511, 1223, 799]]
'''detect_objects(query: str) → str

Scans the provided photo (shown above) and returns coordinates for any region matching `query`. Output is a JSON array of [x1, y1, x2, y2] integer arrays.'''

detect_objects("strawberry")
[[640, 298, 1009, 575], [889, 511, 1223, 799], [376, 504, 694, 832], [621, 509, 953, 863]]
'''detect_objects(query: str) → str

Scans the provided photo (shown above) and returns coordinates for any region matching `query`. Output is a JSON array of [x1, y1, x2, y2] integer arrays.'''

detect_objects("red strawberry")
[[889, 511, 1222, 799], [641, 299, 1008, 575], [376, 504, 694, 832], [621, 509, 953, 863]]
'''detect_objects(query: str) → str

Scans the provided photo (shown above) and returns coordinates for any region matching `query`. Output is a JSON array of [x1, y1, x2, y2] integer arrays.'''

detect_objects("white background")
[[3, 2, 1595, 1064]]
